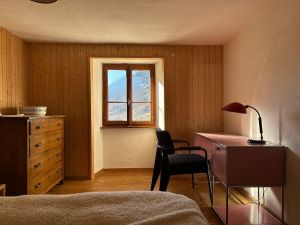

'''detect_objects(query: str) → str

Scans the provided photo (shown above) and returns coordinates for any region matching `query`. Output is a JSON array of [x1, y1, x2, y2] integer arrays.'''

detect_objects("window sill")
[[100, 125, 157, 129]]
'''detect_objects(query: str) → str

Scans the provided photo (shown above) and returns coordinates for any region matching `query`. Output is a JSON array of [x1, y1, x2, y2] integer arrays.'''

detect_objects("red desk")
[[194, 133, 285, 225]]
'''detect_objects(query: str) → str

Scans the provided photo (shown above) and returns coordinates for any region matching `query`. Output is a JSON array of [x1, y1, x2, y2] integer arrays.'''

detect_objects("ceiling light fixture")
[[30, 0, 58, 4]]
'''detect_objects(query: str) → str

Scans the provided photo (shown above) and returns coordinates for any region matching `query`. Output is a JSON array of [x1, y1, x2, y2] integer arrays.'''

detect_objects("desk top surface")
[[195, 132, 282, 148]]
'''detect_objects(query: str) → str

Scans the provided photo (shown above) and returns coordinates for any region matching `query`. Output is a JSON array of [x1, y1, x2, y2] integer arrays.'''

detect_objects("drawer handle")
[[57, 122, 61, 126], [36, 125, 43, 129], [57, 137, 62, 141], [56, 169, 62, 174], [35, 143, 43, 148], [34, 183, 41, 189], [34, 163, 41, 168]]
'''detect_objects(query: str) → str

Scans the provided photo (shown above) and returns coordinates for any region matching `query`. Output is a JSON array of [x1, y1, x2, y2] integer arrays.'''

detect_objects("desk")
[[194, 133, 285, 225]]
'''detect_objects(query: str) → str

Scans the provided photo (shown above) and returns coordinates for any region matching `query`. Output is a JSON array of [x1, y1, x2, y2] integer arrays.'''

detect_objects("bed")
[[0, 191, 209, 225]]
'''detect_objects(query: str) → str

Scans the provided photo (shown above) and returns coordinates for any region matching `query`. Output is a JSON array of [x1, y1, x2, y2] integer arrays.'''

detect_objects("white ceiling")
[[0, 0, 274, 44]]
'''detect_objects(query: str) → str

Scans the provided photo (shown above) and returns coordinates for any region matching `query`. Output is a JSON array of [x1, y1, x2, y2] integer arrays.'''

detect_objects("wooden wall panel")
[[28, 43, 223, 179], [0, 27, 29, 115]]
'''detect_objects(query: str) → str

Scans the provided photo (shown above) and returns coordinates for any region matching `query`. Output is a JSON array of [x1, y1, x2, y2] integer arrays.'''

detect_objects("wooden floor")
[[50, 169, 251, 225]]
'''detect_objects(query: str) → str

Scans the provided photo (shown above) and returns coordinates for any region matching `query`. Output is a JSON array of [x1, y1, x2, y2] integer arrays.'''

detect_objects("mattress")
[[0, 191, 209, 225]]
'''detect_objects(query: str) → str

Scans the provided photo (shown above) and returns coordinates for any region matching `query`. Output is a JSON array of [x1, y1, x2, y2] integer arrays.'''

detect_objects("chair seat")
[[168, 153, 208, 175]]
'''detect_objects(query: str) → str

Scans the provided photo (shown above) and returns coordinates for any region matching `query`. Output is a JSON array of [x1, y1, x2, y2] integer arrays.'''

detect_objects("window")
[[103, 64, 155, 127]]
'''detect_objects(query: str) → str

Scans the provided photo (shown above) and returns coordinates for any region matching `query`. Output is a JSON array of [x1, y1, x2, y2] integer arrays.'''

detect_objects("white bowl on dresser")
[[18, 106, 47, 116]]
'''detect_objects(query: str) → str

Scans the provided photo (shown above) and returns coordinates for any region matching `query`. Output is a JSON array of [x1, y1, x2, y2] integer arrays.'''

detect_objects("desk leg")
[[281, 186, 284, 225], [226, 186, 229, 225], [212, 174, 215, 208], [258, 187, 260, 223]]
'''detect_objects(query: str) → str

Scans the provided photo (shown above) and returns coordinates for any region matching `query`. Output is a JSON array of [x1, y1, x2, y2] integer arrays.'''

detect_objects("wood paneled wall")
[[28, 43, 223, 179], [0, 27, 28, 114]]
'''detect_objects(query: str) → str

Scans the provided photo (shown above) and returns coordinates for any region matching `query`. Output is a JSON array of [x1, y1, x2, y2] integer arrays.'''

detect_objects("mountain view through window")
[[107, 69, 151, 122]]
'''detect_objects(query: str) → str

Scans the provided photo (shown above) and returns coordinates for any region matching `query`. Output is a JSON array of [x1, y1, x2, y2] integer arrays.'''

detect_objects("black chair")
[[150, 129, 212, 205]]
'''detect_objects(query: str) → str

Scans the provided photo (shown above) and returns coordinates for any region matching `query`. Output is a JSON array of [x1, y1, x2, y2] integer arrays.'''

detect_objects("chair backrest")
[[155, 129, 175, 154]]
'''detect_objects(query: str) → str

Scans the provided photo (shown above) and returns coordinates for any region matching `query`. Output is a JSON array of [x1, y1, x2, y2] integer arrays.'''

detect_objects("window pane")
[[108, 70, 127, 102], [132, 70, 151, 102], [132, 103, 151, 121], [108, 103, 127, 121]]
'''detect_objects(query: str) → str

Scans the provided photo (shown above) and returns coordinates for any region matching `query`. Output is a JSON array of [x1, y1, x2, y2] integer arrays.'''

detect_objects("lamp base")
[[247, 139, 266, 144]]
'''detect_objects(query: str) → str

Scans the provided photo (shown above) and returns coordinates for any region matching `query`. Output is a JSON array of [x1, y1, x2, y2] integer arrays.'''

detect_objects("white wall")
[[90, 59, 104, 173], [90, 58, 165, 171], [224, 0, 300, 223], [103, 128, 156, 168]]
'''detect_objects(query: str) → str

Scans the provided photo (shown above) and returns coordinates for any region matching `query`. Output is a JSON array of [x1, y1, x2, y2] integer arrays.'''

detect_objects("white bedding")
[[0, 191, 209, 225]]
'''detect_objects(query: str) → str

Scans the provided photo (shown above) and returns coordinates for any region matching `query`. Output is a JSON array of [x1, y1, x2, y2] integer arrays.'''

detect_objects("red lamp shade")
[[222, 102, 247, 114], [222, 102, 266, 144], [30, 0, 58, 3]]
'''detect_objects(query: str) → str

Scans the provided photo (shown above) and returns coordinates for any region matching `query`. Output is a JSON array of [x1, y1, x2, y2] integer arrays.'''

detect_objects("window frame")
[[102, 63, 156, 128]]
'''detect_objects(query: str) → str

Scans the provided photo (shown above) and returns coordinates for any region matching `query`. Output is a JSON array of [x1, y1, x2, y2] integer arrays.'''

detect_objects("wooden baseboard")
[[102, 168, 153, 172], [94, 169, 104, 178], [93, 168, 152, 178], [64, 176, 90, 180], [65, 169, 153, 180]]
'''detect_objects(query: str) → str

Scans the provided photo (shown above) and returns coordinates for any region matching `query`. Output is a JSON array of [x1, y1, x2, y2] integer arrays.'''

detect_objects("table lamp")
[[222, 102, 266, 144]]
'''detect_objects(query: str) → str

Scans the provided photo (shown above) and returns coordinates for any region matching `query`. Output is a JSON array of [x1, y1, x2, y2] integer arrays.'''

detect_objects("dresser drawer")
[[29, 146, 63, 178], [212, 142, 227, 184], [30, 130, 63, 157], [30, 118, 64, 135], [28, 161, 63, 195]]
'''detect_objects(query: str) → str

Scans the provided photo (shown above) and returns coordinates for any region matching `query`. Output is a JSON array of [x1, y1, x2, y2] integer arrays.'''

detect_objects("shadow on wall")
[[226, 100, 300, 223], [281, 105, 300, 224], [223, 112, 243, 135], [0, 107, 18, 115], [261, 101, 300, 223]]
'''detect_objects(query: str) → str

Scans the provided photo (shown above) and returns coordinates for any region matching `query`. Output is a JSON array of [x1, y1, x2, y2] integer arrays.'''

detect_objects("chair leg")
[[192, 174, 195, 189], [206, 172, 213, 206], [159, 170, 170, 191], [150, 150, 162, 191], [159, 156, 170, 191]]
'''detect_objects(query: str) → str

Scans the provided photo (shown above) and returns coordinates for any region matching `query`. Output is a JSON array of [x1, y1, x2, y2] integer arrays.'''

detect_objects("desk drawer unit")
[[0, 115, 64, 196], [212, 143, 227, 185], [195, 133, 286, 225], [212, 142, 285, 187]]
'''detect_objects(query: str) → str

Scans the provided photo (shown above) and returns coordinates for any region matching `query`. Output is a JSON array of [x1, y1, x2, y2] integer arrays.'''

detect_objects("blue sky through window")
[[108, 70, 126, 86]]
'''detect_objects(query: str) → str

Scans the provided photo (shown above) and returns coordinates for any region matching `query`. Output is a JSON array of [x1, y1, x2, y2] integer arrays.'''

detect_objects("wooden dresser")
[[0, 116, 64, 196]]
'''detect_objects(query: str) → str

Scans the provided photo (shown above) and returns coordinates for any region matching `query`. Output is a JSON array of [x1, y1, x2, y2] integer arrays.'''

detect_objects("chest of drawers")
[[0, 115, 64, 196]]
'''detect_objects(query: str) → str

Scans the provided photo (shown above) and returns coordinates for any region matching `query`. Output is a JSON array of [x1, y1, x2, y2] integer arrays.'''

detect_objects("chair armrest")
[[175, 146, 208, 158], [173, 139, 190, 146], [156, 144, 170, 154]]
